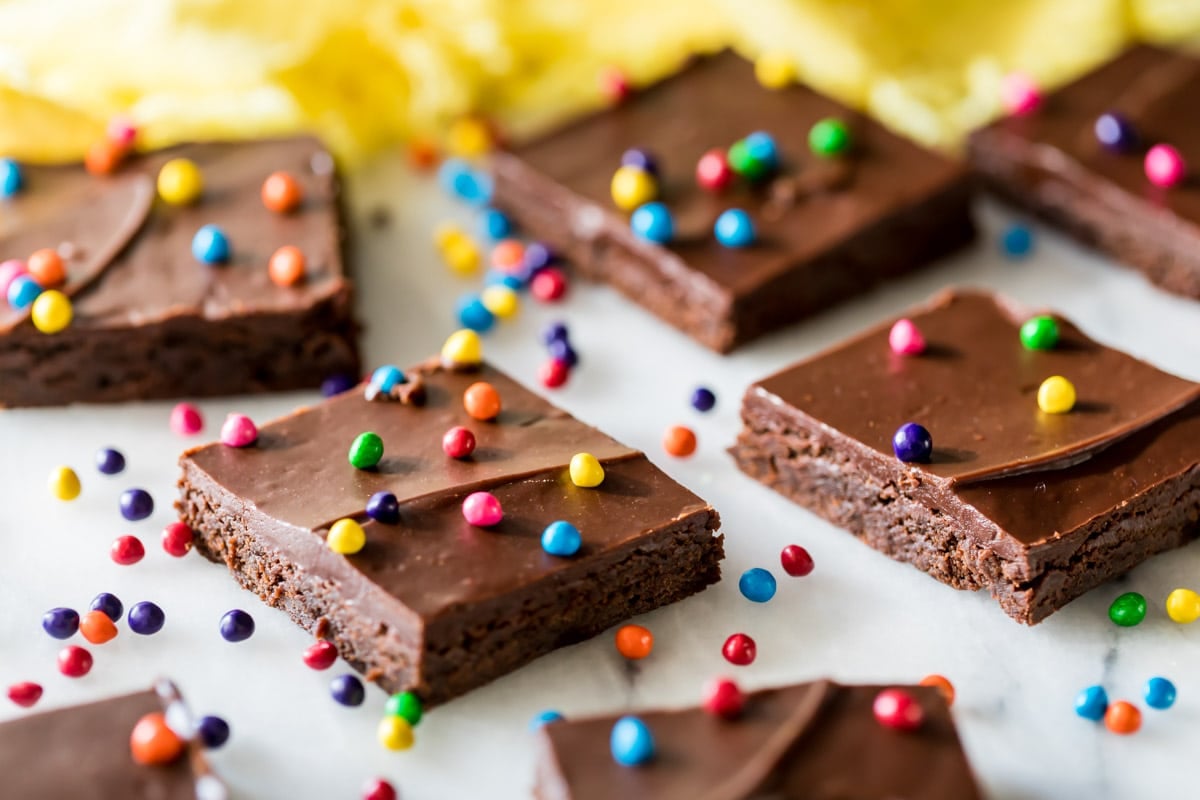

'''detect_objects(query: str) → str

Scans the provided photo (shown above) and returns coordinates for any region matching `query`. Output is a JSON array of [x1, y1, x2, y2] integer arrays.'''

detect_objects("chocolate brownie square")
[[535, 679, 981, 800], [969, 45, 1200, 299], [0, 136, 358, 407], [492, 51, 975, 352], [731, 290, 1200, 624], [0, 682, 226, 799], [178, 352, 723, 706]]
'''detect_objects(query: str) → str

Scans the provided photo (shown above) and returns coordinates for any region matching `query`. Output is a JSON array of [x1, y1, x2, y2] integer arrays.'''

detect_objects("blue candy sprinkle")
[[892, 423, 933, 463], [738, 568, 777, 603], [541, 321, 569, 347], [330, 674, 365, 707], [0, 158, 22, 198], [479, 208, 512, 240], [7, 274, 42, 309], [714, 209, 755, 248], [1145, 677, 1177, 710], [321, 373, 356, 397], [548, 338, 578, 368], [1000, 224, 1034, 259], [439, 158, 493, 206], [42, 607, 80, 640], [370, 365, 405, 393], [1074, 685, 1108, 721], [485, 270, 525, 291], [620, 148, 658, 176], [541, 520, 582, 557], [610, 716, 655, 766], [128, 601, 165, 635], [457, 294, 496, 333], [192, 224, 231, 264], [529, 710, 565, 730], [691, 387, 716, 412], [90, 593, 123, 622], [366, 491, 401, 525], [630, 202, 674, 244], [743, 131, 779, 170]]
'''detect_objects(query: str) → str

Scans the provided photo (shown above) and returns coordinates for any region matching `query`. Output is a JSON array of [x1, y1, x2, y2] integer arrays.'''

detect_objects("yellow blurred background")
[[0, 0, 1196, 164]]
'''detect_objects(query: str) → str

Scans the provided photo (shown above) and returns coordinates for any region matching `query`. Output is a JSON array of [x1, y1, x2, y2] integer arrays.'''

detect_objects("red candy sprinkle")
[[57, 645, 93, 678], [303, 640, 339, 671], [780, 545, 814, 577], [530, 268, 568, 302], [703, 677, 745, 720], [442, 426, 476, 459], [873, 688, 924, 731], [538, 358, 570, 389], [696, 148, 734, 192], [161, 522, 195, 557], [722, 633, 756, 666], [362, 778, 398, 800], [599, 66, 632, 104], [111, 535, 145, 566], [7, 682, 43, 708]]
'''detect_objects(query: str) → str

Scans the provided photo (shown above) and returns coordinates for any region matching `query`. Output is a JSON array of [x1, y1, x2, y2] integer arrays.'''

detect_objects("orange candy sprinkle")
[[27, 249, 65, 287], [919, 674, 955, 707], [79, 610, 118, 645], [662, 425, 697, 457], [84, 139, 126, 176], [407, 138, 440, 170], [1104, 701, 1141, 735], [261, 171, 304, 214], [268, 246, 306, 287], [130, 712, 186, 765], [463, 382, 501, 421], [615, 624, 654, 660], [491, 240, 525, 273]]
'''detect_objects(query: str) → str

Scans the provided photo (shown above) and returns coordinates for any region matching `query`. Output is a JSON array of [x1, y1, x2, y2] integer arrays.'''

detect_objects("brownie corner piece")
[[968, 44, 1200, 299], [178, 357, 722, 706], [0, 135, 359, 407], [732, 289, 1200, 624], [492, 50, 974, 353], [535, 679, 982, 800]]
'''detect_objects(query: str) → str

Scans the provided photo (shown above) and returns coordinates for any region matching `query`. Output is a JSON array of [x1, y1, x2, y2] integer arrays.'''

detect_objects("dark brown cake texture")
[[0, 681, 226, 799], [535, 679, 982, 800], [969, 45, 1200, 300], [178, 344, 723, 707], [731, 290, 1200, 624], [0, 136, 359, 407], [491, 50, 975, 353]]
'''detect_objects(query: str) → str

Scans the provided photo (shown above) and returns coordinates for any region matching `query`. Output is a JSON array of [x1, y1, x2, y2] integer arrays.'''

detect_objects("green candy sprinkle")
[[808, 118, 851, 158], [1108, 592, 1147, 627], [727, 140, 770, 181], [1020, 315, 1059, 350], [348, 432, 384, 470], [385, 691, 423, 726]]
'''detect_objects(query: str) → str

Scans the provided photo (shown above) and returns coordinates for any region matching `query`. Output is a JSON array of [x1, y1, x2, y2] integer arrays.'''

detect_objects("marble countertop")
[[1, 158, 1197, 800]]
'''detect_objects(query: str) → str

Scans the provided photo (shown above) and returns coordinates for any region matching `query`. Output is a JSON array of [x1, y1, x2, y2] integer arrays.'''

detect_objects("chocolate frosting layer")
[[0, 137, 346, 332], [499, 51, 967, 301], [0, 689, 204, 799], [751, 290, 1200, 547], [756, 290, 1199, 485], [183, 361, 712, 618], [538, 681, 981, 800]]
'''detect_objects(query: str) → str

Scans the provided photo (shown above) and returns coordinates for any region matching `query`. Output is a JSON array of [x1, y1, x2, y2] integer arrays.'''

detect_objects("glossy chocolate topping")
[[0, 689, 205, 799], [0, 136, 346, 333], [980, 45, 1200, 229], [183, 361, 712, 619], [498, 51, 967, 300], [538, 681, 981, 800], [752, 290, 1200, 546]]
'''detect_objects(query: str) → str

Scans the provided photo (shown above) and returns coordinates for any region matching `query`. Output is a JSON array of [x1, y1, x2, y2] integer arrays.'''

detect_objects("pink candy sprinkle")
[[462, 491, 503, 527], [888, 319, 926, 356], [0, 259, 28, 295], [1145, 144, 1186, 188], [169, 403, 204, 436], [220, 414, 258, 448], [106, 116, 138, 149], [1000, 73, 1041, 116]]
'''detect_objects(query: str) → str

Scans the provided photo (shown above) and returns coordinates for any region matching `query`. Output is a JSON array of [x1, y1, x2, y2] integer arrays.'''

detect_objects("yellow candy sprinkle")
[[377, 715, 414, 751], [447, 117, 493, 159], [481, 285, 519, 319], [48, 466, 81, 501], [157, 158, 204, 206], [569, 453, 605, 488], [610, 166, 657, 211], [441, 329, 482, 368], [441, 237, 481, 276], [326, 518, 366, 555], [754, 52, 796, 89], [30, 290, 72, 334], [1166, 588, 1200, 624], [1036, 375, 1076, 414], [434, 221, 468, 250]]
